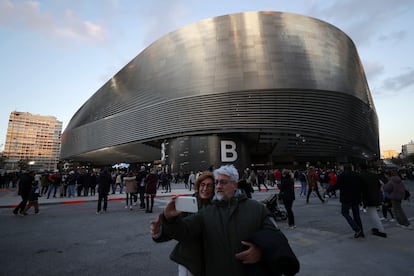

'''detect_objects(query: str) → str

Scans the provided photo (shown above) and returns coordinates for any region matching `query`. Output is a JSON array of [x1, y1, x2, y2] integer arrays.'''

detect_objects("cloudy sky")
[[0, 0, 413, 155]]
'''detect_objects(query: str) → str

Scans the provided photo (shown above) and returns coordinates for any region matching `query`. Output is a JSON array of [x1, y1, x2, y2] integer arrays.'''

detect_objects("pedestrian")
[[273, 168, 282, 185], [13, 171, 35, 216], [332, 164, 364, 238], [136, 166, 148, 209], [257, 170, 269, 192], [380, 192, 394, 221], [359, 163, 387, 238], [47, 171, 60, 199], [123, 171, 137, 210], [115, 172, 123, 194], [76, 171, 84, 197], [306, 166, 325, 204], [151, 171, 215, 276], [161, 171, 172, 193], [145, 169, 158, 213], [23, 179, 40, 214], [326, 169, 337, 197], [247, 169, 258, 190], [160, 164, 300, 275], [238, 179, 254, 198], [40, 172, 49, 196], [298, 170, 307, 197], [67, 171, 76, 198], [96, 169, 111, 214], [188, 171, 196, 191], [278, 169, 296, 229], [110, 170, 117, 194], [383, 170, 412, 230], [85, 170, 97, 197]]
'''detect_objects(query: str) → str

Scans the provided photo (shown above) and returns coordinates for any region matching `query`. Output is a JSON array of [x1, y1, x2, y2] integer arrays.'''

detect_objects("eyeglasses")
[[215, 179, 232, 186], [199, 182, 214, 189]]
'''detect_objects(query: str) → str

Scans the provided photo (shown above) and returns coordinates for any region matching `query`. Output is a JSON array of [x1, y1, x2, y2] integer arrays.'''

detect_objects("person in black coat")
[[359, 163, 387, 238], [96, 169, 111, 214], [238, 179, 254, 198], [277, 169, 296, 229], [13, 171, 35, 216], [332, 164, 364, 238]]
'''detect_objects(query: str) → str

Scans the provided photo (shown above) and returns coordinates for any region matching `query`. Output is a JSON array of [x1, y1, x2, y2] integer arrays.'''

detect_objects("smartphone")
[[175, 196, 198, 213]]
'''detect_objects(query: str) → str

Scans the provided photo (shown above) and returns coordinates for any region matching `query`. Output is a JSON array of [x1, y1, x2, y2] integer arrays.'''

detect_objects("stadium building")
[[61, 11, 379, 172]]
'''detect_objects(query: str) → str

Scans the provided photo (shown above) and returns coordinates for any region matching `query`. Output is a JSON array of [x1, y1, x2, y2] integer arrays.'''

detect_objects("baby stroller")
[[262, 193, 287, 221]]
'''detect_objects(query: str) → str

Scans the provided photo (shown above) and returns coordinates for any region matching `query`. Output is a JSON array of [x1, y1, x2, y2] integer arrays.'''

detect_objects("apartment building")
[[3, 111, 62, 171]]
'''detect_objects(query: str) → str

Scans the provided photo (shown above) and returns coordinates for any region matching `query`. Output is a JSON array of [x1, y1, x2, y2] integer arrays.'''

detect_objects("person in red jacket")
[[273, 169, 282, 185], [326, 169, 337, 198], [306, 167, 325, 204]]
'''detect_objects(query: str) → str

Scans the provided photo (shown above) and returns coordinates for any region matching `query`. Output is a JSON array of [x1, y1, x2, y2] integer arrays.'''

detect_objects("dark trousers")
[[341, 202, 363, 233], [138, 186, 145, 208], [283, 199, 295, 226], [258, 182, 269, 191], [382, 204, 394, 218], [306, 186, 325, 203], [145, 194, 155, 212], [77, 185, 83, 196], [14, 194, 29, 214], [97, 193, 108, 212]]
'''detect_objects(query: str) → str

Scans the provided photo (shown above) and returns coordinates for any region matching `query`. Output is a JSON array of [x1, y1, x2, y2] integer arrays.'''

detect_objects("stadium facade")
[[61, 11, 379, 172]]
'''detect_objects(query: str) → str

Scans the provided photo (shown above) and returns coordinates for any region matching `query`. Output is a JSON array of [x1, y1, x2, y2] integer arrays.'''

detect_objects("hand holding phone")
[[175, 196, 198, 213]]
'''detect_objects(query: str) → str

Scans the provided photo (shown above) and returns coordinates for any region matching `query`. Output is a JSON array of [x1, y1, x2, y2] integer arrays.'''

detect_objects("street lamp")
[[28, 161, 35, 171]]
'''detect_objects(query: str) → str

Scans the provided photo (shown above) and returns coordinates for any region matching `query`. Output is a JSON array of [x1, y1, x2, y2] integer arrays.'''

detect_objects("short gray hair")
[[213, 165, 239, 182]]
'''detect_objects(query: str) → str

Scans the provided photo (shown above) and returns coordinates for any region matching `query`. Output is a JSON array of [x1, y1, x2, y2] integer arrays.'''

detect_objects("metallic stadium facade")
[[61, 11, 379, 172]]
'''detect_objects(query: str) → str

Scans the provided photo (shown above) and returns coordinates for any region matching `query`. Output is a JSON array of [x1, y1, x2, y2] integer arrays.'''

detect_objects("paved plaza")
[[1, 181, 413, 276]]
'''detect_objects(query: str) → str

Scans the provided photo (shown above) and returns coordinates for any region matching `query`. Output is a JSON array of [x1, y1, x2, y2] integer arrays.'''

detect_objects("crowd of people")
[[3, 161, 413, 275]]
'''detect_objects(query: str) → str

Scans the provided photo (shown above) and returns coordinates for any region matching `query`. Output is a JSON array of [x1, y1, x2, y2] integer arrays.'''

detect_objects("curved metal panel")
[[61, 11, 379, 165]]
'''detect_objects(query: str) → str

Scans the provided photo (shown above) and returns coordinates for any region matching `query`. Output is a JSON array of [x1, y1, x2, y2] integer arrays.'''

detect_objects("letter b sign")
[[221, 140, 237, 162]]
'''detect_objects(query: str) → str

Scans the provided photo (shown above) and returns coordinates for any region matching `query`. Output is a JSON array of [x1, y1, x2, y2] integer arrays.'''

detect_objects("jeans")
[[97, 193, 108, 212], [47, 184, 58, 198], [341, 202, 363, 232], [67, 185, 76, 197], [300, 181, 307, 196]]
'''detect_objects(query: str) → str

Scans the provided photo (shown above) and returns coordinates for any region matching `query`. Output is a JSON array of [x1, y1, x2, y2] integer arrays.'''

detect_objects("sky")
[[0, 0, 413, 155]]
